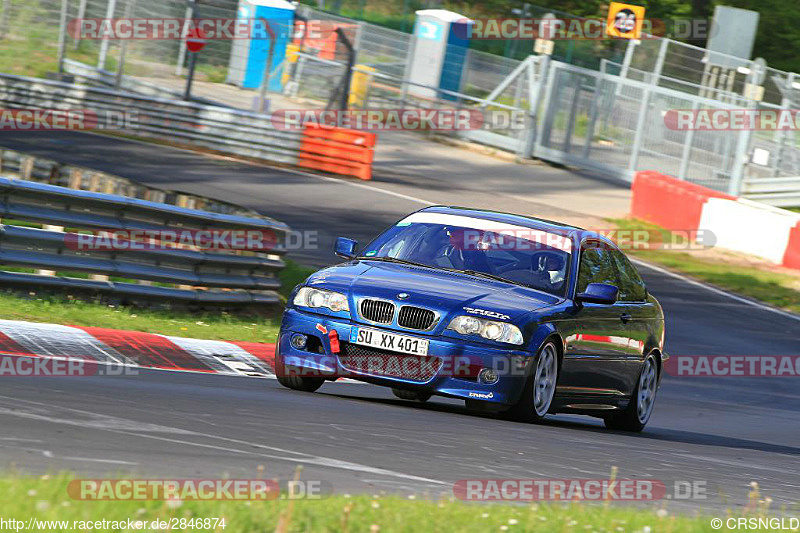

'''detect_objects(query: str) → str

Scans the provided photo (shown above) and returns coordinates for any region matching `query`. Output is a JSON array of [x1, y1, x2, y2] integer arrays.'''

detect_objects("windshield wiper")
[[447, 268, 524, 286], [359, 256, 432, 268], [362, 257, 525, 287]]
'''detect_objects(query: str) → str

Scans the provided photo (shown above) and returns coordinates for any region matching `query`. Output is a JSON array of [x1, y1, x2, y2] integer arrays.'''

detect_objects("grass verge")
[[0, 256, 315, 343], [610, 218, 800, 314], [0, 289, 280, 343], [0, 253, 316, 341], [0, 473, 771, 532]]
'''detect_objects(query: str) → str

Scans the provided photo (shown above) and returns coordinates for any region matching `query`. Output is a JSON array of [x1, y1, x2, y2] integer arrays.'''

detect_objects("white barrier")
[[699, 198, 800, 264]]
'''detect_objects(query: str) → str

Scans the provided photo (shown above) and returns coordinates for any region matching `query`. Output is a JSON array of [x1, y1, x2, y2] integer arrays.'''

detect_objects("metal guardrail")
[[743, 176, 800, 207], [0, 148, 264, 215], [0, 73, 303, 166], [0, 177, 289, 306], [62, 59, 224, 107]]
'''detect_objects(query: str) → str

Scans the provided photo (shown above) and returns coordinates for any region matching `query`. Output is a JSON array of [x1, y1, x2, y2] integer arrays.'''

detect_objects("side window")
[[609, 249, 647, 302], [576, 244, 618, 294]]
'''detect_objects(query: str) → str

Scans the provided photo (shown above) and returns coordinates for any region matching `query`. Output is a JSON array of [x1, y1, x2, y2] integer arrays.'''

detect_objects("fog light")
[[290, 333, 307, 350], [477, 368, 499, 385]]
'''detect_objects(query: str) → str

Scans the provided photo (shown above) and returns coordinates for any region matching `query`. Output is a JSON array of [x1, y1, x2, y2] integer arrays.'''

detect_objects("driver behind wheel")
[[530, 251, 566, 292]]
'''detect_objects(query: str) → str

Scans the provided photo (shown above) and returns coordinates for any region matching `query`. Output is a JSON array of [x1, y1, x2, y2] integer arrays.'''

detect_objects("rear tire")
[[604, 354, 658, 432], [392, 388, 432, 402], [276, 373, 325, 393], [507, 341, 559, 423]]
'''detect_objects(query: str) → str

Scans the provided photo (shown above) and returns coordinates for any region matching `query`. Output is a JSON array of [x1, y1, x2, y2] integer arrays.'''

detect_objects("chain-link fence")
[[4, 0, 800, 204]]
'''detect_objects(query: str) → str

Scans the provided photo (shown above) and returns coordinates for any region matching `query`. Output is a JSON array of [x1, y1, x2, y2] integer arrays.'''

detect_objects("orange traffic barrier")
[[297, 124, 376, 181], [630, 171, 734, 231]]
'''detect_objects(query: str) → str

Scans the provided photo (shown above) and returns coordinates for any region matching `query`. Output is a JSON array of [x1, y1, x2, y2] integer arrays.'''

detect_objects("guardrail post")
[[21, 156, 33, 180], [69, 168, 82, 189]]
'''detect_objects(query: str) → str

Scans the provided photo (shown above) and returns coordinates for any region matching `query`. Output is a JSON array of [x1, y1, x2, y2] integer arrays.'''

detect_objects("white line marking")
[[631, 258, 800, 322], [110, 429, 447, 486], [0, 395, 441, 485], [297, 171, 435, 206]]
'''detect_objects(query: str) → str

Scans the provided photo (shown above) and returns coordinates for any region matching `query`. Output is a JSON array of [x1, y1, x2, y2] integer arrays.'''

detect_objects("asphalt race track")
[[0, 132, 798, 513]]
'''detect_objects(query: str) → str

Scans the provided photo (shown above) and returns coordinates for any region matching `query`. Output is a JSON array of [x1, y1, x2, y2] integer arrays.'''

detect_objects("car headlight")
[[293, 287, 349, 313], [447, 316, 523, 345]]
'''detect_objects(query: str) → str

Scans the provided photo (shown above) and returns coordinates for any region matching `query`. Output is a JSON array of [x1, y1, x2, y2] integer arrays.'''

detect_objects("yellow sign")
[[349, 65, 376, 108], [606, 2, 645, 39]]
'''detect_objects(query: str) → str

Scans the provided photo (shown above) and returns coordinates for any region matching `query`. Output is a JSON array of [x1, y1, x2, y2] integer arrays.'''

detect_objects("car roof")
[[417, 206, 618, 251]]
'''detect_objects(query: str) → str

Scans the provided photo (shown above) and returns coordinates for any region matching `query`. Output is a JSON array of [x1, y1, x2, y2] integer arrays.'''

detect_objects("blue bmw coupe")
[[276, 206, 666, 432]]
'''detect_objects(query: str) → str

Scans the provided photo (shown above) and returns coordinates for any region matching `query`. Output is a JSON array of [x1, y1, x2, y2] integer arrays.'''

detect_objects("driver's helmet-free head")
[[532, 251, 565, 272]]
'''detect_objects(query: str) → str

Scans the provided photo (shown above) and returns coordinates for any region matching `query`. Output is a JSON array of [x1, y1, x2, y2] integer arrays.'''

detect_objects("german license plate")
[[350, 327, 429, 356]]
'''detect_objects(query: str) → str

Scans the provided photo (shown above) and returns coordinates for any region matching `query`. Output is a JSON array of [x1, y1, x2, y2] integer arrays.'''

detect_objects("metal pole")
[[773, 73, 796, 177], [175, 1, 195, 76], [678, 101, 699, 180], [183, 52, 197, 100], [619, 39, 637, 81], [256, 18, 276, 114], [336, 27, 355, 111], [73, 0, 87, 49], [56, 0, 69, 75], [728, 128, 752, 196], [728, 69, 758, 195], [521, 54, 548, 159], [115, 0, 135, 88], [651, 38, 668, 87], [97, 0, 117, 70], [628, 87, 652, 173]]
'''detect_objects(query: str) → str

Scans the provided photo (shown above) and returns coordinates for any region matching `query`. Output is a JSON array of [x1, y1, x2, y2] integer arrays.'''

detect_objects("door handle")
[[619, 313, 632, 323]]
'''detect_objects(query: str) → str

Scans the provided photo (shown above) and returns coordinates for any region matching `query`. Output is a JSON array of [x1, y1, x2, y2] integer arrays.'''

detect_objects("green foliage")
[[0, 472, 746, 532]]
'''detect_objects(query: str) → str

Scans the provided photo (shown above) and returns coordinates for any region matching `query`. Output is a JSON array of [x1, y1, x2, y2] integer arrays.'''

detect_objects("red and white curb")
[[0, 319, 276, 378]]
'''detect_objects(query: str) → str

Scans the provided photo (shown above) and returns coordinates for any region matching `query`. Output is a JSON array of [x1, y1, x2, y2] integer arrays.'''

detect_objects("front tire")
[[276, 373, 325, 392], [507, 341, 559, 423], [604, 354, 659, 432]]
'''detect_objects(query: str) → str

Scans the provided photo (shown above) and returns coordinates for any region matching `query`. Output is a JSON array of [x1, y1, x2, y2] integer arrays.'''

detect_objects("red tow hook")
[[328, 330, 340, 354]]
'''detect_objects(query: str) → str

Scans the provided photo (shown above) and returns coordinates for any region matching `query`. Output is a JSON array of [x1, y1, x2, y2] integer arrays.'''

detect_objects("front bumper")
[[277, 307, 532, 405]]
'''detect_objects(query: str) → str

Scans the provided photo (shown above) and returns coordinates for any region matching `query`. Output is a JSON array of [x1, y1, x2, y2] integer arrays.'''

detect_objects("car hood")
[[305, 260, 562, 325]]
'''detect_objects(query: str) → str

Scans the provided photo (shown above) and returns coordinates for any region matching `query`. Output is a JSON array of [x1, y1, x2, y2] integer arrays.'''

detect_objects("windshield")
[[359, 213, 573, 297]]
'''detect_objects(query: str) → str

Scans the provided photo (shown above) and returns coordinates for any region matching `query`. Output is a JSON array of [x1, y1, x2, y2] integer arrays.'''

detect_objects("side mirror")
[[334, 237, 358, 259], [576, 283, 618, 305]]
